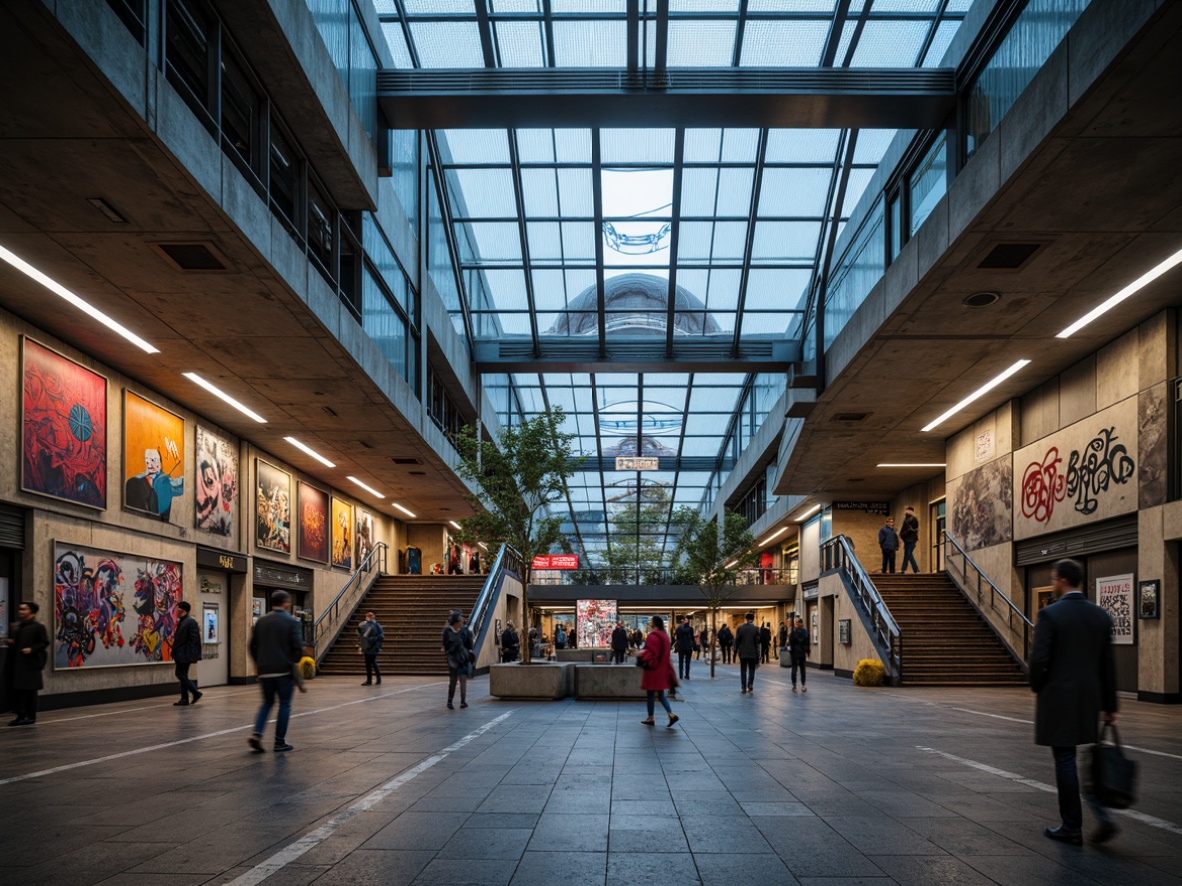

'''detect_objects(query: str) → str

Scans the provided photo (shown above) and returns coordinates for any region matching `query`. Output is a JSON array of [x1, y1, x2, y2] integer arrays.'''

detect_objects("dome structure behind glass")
[[545, 272, 723, 336]]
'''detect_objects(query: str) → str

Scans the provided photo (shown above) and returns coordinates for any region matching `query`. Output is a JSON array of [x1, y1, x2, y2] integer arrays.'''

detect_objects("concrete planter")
[[555, 649, 594, 662], [489, 661, 575, 699], [574, 663, 648, 700]]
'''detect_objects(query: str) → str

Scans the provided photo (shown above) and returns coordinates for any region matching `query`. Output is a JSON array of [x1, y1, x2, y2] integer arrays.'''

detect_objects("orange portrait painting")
[[123, 391, 185, 523]]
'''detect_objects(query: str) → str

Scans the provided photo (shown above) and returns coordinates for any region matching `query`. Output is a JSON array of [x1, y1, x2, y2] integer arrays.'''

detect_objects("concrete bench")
[[489, 662, 575, 699], [574, 663, 648, 700]]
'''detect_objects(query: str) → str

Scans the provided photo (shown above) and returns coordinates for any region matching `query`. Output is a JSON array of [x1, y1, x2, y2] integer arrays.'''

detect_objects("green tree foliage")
[[452, 407, 582, 663], [601, 482, 675, 581], [670, 509, 759, 677]]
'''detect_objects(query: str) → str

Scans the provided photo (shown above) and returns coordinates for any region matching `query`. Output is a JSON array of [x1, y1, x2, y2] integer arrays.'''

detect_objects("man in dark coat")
[[501, 621, 520, 663], [734, 612, 761, 694], [248, 590, 304, 753], [1030, 558, 1118, 845], [172, 601, 203, 706], [358, 610, 384, 685], [788, 616, 811, 693], [674, 616, 696, 679], [877, 516, 899, 573], [610, 621, 629, 665], [759, 622, 772, 663], [717, 623, 733, 663], [5, 601, 49, 726], [899, 506, 920, 574]]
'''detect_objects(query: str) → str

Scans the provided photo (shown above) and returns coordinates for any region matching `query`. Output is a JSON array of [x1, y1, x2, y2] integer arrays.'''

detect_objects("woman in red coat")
[[638, 615, 679, 728]]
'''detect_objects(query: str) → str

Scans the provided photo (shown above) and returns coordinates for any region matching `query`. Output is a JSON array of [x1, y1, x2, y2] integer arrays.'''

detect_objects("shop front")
[[0, 503, 26, 714], [195, 547, 247, 688], [253, 560, 314, 645]]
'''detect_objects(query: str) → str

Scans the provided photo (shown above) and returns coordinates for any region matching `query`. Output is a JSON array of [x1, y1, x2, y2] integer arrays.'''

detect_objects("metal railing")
[[312, 542, 387, 662], [943, 530, 1033, 664], [467, 543, 522, 665], [820, 534, 902, 683], [531, 565, 797, 587]]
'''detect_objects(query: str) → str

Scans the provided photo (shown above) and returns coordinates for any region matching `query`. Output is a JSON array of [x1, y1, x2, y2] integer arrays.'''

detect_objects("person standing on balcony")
[[674, 616, 696, 679], [734, 612, 761, 694], [899, 507, 921, 574], [358, 611, 383, 686], [878, 516, 899, 574]]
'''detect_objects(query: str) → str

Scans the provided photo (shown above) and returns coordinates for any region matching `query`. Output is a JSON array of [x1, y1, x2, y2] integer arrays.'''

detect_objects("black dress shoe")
[[1044, 826, 1083, 845], [191, 691, 203, 705], [173, 700, 190, 706], [1091, 823, 1118, 844], [7, 717, 32, 727]]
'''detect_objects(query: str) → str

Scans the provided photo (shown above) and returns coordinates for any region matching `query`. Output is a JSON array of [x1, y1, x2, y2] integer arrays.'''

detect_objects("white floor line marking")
[[917, 746, 1182, 836], [40, 689, 261, 724], [0, 683, 445, 787], [224, 712, 514, 886], [948, 707, 1182, 760]]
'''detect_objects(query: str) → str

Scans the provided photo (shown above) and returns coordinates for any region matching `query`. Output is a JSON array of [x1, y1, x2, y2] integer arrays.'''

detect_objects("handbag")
[[1089, 723, 1137, 809]]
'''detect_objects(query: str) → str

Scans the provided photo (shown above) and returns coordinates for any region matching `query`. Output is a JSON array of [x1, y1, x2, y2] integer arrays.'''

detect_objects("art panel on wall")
[[21, 338, 108, 509], [298, 481, 330, 563], [948, 457, 1013, 551], [356, 509, 375, 565], [332, 497, 353, 570], [256, 460, 291, 553], [53, 541, 183, 669], [576, 599, 617, 649], [195, 425, 239, 539], [124, 391, 185, 522]]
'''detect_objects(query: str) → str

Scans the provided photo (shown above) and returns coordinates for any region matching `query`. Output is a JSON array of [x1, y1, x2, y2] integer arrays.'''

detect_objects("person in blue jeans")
[[248, 590, 305, 753], [899, 506, 920, 574], [877, 516, 899, 573]]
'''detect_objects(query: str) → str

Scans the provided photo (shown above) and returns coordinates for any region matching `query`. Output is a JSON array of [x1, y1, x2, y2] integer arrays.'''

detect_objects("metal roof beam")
[[472, 338, 799, 374]]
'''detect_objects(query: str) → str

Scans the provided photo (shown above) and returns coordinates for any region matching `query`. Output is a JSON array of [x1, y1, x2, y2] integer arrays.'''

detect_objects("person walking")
[[555, 624, 567, 650], [4, 601, 49, 727], [698, 626, 710, 662], [674, 616, 695, 679], [1030, 558, 1119, 845], [172, 601, 203, 706], [442, 610, 474, 710], [501, 621, 520, 663], [778, 619, 789, 652], [611, 621, 629, 664], [878, 516, 899, 574], [358, 611, 384, 685], [248, 590, 304, 753], [637, 615, 679, 728], [717, 623, 733, 664], [734, 612, 761, 694], [788, 616, 811, 693], [899, 506, 920, 574], [759, 621, 772, 664]]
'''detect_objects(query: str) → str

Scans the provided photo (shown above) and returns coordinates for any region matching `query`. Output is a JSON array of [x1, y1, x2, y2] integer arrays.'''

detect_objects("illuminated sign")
[[531, 554, 580, 570], [615, 456, 659, 471]]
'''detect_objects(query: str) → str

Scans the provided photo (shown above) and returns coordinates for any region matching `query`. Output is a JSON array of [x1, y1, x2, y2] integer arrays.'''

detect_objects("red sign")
[[531, 554, 580, 570]]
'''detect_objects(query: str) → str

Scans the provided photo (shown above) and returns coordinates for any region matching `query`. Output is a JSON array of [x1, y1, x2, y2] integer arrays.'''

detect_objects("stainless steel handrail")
[[820, 534, 902, 682], [942, 530, 1033, 661], [312, 542, 388, 660]]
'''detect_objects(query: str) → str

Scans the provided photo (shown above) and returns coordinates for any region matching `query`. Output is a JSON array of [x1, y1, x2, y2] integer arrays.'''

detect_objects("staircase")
[[874, 573, 1026, 686], [318, 575, 487, 677]]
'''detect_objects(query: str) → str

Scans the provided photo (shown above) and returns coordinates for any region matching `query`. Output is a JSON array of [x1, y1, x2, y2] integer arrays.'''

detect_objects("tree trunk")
[[522, 563, 532, 664], [710, 606, 717, 679]]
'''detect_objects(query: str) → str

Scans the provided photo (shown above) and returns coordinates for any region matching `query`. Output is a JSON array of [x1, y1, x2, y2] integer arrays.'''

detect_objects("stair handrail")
[[943, 530, 1034, 663], [468, 543, 522, 664], [312, 541, 388, 661], [820, 534, 902, 682]]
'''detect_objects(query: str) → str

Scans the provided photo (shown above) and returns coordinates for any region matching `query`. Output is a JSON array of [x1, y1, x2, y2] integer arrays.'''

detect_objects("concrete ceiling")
[[0, 4, 476, 525], [777, 3, 1182, 499]]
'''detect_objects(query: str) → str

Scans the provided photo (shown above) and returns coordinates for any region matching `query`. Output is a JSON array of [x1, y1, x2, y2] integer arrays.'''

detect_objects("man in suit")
[[734, 612, 761, 694], [1030, 558, 1118, 845], [674, 616, 696, 679], [610, 621, 629, 665]]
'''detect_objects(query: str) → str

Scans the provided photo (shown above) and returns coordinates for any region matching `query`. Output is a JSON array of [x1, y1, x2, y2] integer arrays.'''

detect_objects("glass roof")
[[372, 0, 973, 566]]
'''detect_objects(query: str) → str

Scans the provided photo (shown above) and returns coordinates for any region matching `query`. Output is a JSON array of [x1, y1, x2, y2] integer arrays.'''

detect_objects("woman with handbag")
[[636, 615, 679, 728], [441, 610, 474, 710]]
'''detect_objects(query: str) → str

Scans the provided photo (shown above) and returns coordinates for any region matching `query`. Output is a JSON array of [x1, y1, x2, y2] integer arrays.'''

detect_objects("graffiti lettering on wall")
[[53, 542, 183, 669], [1021, 428, 1135, 525]]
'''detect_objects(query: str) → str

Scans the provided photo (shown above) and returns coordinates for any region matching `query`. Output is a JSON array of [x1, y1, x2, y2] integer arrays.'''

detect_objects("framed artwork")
[[331, 497, 353, 570], [123, 391, 185, 523], [1138, 580, 1160, 619], [255, 460, 291, 553], [1096, 574, 1135, 645], [838, 619, 852, 646], [251, 597, 265, 626], [21, 337, 108, 509], [297, 481, 329, 563], [195, 425, 238, 539], [1035, 586, 1056, 611], [356, 509, 375, 566], [202, 604, 220, 644], [53, 541, 183, 669]]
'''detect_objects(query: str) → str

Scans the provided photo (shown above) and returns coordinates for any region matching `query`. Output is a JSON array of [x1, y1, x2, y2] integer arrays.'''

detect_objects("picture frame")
[[331, 497, 353, 570], [194, 425, 239, 539], [255, 459, 292, 553], [297, 481, 330, 563], [1138, 579, 1160, 619], [838, 619, 851, 646], [202, 604, 220, 644], [123, 390, 186, 523], [21, 337, 108, 509]]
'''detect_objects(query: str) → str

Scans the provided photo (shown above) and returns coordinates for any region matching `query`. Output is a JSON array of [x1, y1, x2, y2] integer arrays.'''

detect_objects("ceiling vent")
[[390, 457, 422, 465], [151, 242, 229, 272], [977, 242, 1042, 270], [831, 412, 870, 422]]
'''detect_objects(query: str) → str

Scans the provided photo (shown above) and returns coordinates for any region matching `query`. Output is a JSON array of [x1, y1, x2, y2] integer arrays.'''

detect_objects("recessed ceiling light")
[[922, 359, 1031, 433], [877, 463, 947, 468], [392, 503, 416, 518], [183, 372, 266, 423], [963, 291, 1000, 307], [283, 436, 335, 468], [86, 197, 126, 223], [794, 503, 821, 523], [347, 476, 384, 499], [478, 542, 488, 550], [449, 520, 462, 530], [1057, 246, 1182, 338], [759, 526, 788, 546], [0, 243, 159, 353], [724, 560, 738, 568]]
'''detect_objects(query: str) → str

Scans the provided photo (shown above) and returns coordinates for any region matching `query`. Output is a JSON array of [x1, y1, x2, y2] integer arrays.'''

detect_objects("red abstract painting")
[[298, 481, 329, 563]]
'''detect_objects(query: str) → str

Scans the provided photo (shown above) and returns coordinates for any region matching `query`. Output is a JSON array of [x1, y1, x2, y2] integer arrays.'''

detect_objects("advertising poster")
[[202, 604, 220, 644], [195, 425, 238, 538], [53, 542, 183, 668], [21, 338, 108, 508], [1096, 573, 1135, 645], [124, 391, 185, 522], [256, 460, 291, 553], [576, 599, 617, 648]]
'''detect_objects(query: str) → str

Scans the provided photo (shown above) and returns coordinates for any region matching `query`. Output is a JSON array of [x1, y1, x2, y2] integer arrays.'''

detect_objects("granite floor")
[[1, 664, 1179, 886]]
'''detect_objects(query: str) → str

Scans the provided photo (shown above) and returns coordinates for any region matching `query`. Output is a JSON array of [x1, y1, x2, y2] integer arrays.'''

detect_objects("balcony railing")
[[531, 566, 797, 587]]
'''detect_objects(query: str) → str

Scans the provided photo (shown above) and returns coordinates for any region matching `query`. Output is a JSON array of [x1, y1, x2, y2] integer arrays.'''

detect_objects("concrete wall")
[[477, 573, 522, 671]]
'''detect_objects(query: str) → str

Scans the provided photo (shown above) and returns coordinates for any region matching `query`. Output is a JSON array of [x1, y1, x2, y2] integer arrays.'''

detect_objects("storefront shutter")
[[1015, 515, 1138, 566], [0, 504, 25, 549]]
